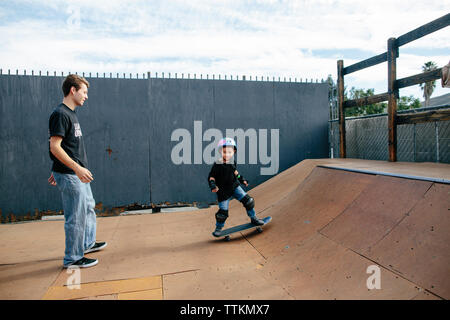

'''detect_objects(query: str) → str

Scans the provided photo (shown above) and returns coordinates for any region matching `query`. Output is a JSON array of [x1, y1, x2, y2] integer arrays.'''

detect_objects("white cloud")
[[0, 0, 449, 99]]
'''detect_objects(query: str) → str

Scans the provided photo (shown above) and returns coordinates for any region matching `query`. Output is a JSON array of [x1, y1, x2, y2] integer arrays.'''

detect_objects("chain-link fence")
[[329, 105, 450, 163]]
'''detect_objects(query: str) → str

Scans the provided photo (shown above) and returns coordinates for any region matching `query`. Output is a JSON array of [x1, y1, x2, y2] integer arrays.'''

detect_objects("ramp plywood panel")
[[163, 264, 292, 300], [226, 159, 321, 226], [246, 159, 322, 209], [257, 234, 423, 299], [320, 176, 432, 253], [367, 183, 450, 299], [51, 211, 264, 286], [0, 217, 120, 300], [246, 167, 374, 259], [117, 288, 163, 300], [0, 260, 62, 300], [43, 276, 162, 300], [411, 290, 442, 300]]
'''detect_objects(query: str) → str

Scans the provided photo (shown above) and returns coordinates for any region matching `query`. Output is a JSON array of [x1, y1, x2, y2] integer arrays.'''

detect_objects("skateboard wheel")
[[256, 227, 263, 233], [224, 236, 231, 241]]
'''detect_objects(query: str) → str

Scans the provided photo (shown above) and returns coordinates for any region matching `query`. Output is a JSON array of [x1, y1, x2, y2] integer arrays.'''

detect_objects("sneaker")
[[64, 257, 98, 268], [212, 227, 223, 237], [85, 242, 107, 254], [250, 217, 265, 226]]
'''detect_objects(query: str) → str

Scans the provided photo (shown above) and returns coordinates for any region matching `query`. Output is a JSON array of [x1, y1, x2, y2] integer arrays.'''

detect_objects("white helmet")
[[217, 137, 237, 150]]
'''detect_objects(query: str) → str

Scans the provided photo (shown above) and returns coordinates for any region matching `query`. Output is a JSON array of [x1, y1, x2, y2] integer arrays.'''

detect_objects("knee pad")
[[240, 194, 255, 210], [215, 209, 229, 223]]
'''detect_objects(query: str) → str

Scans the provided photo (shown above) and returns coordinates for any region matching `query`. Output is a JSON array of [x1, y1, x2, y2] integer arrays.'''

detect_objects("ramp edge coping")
[[317, 165, 450, 185]]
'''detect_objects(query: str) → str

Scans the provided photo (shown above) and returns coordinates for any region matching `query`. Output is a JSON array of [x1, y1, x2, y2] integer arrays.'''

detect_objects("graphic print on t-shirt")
[[74, 123, 82, 137]]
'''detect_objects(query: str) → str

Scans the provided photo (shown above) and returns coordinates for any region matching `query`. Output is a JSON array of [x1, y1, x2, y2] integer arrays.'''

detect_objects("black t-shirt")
[[48, 103, 88, 174], [208, 161, 240, 202]]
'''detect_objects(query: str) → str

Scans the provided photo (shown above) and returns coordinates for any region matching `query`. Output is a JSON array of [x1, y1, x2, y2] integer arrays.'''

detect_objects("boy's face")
[[221, 146, 235, 161], [71, 83, 88, 107]]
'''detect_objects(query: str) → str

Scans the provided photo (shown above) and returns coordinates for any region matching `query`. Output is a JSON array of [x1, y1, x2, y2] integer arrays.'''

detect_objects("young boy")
[[208, 137, 264, 236]]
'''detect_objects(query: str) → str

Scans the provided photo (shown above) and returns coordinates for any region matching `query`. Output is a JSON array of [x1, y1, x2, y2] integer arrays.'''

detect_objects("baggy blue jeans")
[[216, 185, 256, 229], [53, 172, 97, 266]]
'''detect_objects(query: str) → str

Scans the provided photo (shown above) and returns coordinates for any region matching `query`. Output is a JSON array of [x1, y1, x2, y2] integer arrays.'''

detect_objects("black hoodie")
[[208, 160, 240, 202]]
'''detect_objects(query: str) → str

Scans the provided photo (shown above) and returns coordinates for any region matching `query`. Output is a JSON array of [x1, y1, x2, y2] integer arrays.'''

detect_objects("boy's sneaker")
[[250, 217, 265, 226], [85, 242, 107, 254], [64, 257, 98, 268], [212, 227, 223, 237]]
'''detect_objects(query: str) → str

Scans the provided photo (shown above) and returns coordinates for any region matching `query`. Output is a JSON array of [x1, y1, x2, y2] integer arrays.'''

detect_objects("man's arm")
[[49, 136, 93, 183]]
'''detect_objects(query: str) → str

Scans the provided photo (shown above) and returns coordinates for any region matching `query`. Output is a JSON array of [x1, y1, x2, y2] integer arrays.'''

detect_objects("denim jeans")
[[216, 185, 256, 228], [52, 172, 97, 266]]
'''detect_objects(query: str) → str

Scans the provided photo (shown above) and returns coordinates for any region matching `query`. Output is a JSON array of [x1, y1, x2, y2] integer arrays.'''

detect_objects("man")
[[48, 74, 106, 268]]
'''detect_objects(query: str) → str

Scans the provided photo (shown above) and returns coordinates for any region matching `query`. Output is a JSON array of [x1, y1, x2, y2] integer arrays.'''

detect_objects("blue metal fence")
[[0, 72, 329, 222]]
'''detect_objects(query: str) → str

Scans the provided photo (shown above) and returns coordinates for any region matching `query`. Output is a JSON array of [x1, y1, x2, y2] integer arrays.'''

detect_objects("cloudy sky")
[[1, 0, 449, 100]]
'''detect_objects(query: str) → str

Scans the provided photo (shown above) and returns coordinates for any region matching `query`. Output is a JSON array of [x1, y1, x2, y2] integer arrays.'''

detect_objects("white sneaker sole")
[[64, 259, 98, 268], [84, 242, 107, 254], [79, 259, 98, 268]]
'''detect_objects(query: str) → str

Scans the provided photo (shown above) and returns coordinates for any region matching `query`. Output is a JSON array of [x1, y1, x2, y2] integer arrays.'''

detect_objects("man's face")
[[221, 146, 235, 162], [72, 83, 88, 106]]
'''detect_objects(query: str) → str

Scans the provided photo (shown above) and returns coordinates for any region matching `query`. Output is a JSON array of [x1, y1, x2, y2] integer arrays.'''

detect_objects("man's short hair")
[[62, 74, 90, 97]]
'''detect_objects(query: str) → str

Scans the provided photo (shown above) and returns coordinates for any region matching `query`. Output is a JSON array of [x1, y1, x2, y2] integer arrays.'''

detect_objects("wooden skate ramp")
[[2, 159, 449, 300], [162, 159, 449, 299], [223, 160, 450, 299]]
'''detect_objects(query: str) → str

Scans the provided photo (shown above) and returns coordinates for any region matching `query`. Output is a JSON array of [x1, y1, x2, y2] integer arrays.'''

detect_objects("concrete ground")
[[0, 158, 449, 300]]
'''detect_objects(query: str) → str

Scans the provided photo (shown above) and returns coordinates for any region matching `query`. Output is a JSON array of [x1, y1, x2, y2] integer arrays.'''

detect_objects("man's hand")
[[48, 173, 57, 186], [212, 186, 219, 193], [75, 166, 94, 183], [243, 180, 249, 187], [50, 136, 93, 183]]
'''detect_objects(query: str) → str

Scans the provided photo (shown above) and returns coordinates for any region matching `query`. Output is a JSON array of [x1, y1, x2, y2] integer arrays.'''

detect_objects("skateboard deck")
[[213, 216, 272, 240]]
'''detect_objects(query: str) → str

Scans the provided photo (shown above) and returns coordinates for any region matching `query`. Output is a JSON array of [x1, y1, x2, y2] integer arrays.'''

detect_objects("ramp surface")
[[0, 159, 448, 299]]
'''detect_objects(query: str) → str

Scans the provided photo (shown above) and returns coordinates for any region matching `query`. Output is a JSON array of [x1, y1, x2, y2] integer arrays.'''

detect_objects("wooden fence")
[[337, 13, 450, 161]]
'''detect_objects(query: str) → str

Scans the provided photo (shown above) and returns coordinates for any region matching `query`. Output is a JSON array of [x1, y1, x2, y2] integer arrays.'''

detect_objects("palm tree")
[[420, 61, 438, 107]]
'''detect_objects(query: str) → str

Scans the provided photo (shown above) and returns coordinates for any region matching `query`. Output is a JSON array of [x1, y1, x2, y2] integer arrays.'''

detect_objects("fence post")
[[413, 123, 416, 162], [435, 121, 439, 162], [337, 60, 346, 158], [387, 37, 398, 162]]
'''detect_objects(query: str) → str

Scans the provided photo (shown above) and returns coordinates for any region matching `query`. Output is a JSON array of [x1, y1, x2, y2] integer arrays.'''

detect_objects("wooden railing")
[[337, 13, 450, 161]]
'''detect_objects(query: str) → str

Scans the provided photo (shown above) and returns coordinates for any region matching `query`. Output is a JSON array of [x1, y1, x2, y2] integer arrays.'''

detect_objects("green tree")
[[344, 87, 386, 117], [398, 95, 421, 111], [342, 87, 421, 117], [420, 61, 438, 107]]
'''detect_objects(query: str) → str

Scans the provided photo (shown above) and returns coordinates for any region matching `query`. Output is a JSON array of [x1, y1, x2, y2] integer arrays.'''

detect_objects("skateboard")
[[213, 216, 272, 241]]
